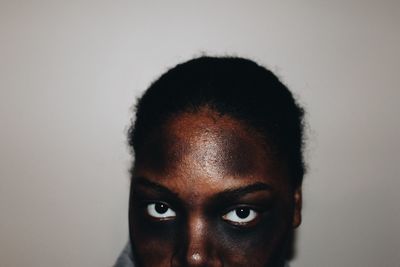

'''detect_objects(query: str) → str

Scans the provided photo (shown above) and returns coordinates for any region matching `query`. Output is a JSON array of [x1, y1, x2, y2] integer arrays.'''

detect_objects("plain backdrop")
[[1, 1, 399, 266]]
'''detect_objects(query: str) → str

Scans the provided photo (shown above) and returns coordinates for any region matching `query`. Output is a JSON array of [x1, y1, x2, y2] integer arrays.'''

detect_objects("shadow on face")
[[129, 108, 301, 267]]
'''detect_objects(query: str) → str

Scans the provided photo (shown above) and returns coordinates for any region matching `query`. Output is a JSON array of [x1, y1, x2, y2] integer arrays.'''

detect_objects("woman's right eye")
[[146, 202, 176, 220]]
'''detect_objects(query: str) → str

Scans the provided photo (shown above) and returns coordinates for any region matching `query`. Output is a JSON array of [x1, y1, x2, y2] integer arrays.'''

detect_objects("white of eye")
[[222, 207, 258, 224], [146, 203, 176, 219]]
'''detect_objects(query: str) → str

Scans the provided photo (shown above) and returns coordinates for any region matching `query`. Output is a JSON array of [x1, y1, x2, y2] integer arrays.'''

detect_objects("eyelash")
[[144, 202, 260, 226], [145, 202, 176, 220], [222, 206, 260, 226]]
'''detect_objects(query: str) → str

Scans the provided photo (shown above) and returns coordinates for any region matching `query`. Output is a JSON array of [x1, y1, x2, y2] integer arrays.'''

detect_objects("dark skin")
[[129, 108, 302, 267]]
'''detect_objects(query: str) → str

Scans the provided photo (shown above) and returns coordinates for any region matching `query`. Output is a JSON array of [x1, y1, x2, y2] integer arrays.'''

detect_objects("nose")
[[172, 215, 222, 267]]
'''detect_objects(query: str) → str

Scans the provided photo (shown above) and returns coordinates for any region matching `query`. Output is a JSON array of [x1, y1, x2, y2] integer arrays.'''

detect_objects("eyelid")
[[145, 201, 177, 220], [221, 203, 263, 214], [221, 205, 261, 226], [132, 189, 184, 212]]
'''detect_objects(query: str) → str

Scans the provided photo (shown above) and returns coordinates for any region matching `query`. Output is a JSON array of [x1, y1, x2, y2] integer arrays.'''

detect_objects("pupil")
[[236, 208, 250, 219], [155, 203, 168, 214]]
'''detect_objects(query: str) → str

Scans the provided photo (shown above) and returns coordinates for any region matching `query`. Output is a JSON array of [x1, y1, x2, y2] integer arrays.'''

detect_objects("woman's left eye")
[[222, 207, 259, 225]]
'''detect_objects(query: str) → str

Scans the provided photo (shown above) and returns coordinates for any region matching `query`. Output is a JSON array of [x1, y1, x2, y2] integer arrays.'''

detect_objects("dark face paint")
[[129, 109, 301, 267]]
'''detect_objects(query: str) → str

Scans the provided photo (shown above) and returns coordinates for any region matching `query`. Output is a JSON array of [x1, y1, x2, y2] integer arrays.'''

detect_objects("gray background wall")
[[0, 1, 399, 266]]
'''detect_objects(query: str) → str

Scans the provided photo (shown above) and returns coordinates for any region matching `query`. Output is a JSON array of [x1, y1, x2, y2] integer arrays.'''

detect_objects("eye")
[[222, 207, 259, 225], [146, 202, 176, 220]]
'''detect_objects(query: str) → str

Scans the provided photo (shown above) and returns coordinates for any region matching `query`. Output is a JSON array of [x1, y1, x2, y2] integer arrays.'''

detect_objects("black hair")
[[128, 56, 305, 188]]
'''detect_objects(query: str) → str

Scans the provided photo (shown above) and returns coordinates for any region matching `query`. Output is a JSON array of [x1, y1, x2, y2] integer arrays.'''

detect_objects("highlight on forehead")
[[134, 108, 273, 177]]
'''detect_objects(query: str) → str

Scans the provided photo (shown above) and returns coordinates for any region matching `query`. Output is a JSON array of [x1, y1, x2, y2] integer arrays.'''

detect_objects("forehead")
[[134, 109, 288, 188]]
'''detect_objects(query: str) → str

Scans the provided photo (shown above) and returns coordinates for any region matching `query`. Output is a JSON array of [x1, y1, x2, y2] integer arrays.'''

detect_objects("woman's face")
[[129, 109, 301, 267]]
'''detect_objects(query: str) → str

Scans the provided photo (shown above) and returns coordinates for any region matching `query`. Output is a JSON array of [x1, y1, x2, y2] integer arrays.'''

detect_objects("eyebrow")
[[212, 182, 273, 203], [133, 176, 272, 202], [133, 176, 180, 199]]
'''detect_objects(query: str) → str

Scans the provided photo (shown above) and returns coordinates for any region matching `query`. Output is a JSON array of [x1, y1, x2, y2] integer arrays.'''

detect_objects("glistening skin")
[[129, 109, 302, 267]]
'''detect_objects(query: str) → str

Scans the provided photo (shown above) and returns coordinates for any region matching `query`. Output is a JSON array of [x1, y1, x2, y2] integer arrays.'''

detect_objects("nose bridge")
[[185, 213, 209, 265], [172, 211, 221, 267]]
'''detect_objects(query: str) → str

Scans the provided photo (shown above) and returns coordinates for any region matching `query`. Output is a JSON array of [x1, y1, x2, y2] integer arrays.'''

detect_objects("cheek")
[[212, 209, 292, 266], [130, 206, 179, 266]]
